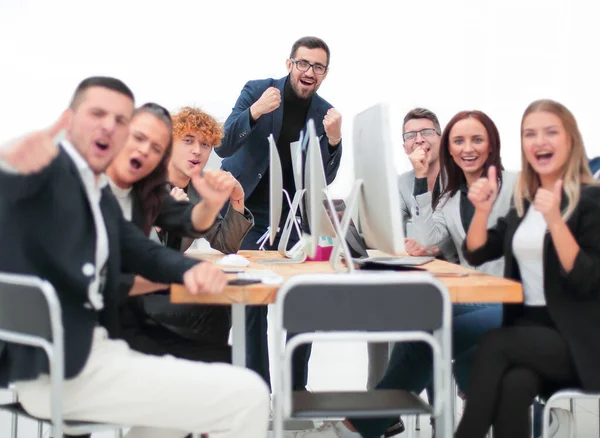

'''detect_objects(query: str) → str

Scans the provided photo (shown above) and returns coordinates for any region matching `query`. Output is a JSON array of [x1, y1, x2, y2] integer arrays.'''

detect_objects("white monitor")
[[304, 119, 336, 258], [268, 134, 283, 246], [353, 103, 405, 255]]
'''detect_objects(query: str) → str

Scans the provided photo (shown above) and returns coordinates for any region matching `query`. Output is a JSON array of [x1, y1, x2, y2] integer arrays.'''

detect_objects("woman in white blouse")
[[455, 100, 600, 438]]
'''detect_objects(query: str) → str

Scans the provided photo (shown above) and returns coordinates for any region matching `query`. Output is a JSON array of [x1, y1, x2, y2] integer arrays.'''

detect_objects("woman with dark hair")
[[104, 103, 253, 361], [293, 112, 517, 438], [453, 100, 600, 437]]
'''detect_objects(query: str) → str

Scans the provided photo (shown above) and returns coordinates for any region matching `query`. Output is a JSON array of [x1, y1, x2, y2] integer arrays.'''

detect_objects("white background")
[[1, 0, 599, 197]]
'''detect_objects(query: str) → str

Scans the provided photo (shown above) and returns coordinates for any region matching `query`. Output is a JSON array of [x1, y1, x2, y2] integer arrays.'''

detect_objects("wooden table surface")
[[171, 250, 522, 305]]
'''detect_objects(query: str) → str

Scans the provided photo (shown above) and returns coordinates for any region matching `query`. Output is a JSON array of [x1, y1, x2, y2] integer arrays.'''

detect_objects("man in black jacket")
[[0, 77, 268, 437]]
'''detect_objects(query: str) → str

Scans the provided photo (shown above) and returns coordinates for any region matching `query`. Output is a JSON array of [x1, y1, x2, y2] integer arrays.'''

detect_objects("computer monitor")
[[304, 119, 336, 258], [352, 103, 405, 255], [268, 134, 283, 246]]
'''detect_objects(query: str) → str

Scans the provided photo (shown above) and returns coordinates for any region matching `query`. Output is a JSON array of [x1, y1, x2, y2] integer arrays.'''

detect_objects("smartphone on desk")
[[227, 278, 262, 286]]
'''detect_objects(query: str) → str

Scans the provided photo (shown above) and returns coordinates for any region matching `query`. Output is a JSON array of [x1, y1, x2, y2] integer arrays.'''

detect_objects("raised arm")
[[0, 114, 67, 201], [462, 166, 507, 266], [321, 108, 343, 184], [537, 184, 600, 299], [216, 82, 280, 158]]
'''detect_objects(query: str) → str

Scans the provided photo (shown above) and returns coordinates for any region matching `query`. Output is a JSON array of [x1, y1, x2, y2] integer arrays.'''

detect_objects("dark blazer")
[[119, 185, 252, 347], [0, 148, 200, 387], [216, 76, 343, 201], [463, 185, 600, 390], [590, 157, 600, 176]]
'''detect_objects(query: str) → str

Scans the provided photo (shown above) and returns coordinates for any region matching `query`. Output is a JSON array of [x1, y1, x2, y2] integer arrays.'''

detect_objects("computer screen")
[[268, 134, 283, 246], [304, 119, 336, 258], [353, 103, 405, 255]]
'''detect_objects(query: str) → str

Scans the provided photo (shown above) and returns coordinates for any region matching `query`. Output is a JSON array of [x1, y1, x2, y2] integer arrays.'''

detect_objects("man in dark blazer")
[[0, 77, 268, 437], [216, 36, 343, 391], [590, 156, 600, 178]]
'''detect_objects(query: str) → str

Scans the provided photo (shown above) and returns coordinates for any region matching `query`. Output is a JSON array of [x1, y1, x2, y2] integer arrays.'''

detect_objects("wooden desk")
[[171, 250, 522, 367], [172, 250, 522, 305]]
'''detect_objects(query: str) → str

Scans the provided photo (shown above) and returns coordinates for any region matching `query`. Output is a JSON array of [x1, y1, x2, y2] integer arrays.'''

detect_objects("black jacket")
[[463, 185, 600, 390], [0, 148, 200, 386]]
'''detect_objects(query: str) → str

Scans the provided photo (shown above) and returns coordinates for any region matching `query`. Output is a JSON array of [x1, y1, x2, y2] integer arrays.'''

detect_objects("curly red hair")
[[171, 106, 223, 146]]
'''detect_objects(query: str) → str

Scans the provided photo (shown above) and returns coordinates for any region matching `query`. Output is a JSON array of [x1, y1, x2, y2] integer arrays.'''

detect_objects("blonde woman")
[[454, 100, 600, 438]]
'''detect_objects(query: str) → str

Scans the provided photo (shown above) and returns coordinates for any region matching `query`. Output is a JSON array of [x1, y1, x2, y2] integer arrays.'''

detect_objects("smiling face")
[[286, 46, 329, 99], [448, 117, 490, 181], [108, 111, 171, 188], [403, 118, 441, 165], [522, 111, 571, 182], [66, 86, 134, 174]]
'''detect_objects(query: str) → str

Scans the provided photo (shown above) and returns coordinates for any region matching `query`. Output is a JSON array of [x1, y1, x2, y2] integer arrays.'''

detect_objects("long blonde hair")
[[515, 99, 598, 220]]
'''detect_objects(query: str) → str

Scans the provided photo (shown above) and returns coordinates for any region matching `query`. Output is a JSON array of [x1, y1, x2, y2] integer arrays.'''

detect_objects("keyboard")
[[354, 255, 435, 266]]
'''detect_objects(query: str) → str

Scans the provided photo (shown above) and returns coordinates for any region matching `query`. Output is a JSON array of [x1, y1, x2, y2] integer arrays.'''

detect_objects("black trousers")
[[455, 310, 580, 438]]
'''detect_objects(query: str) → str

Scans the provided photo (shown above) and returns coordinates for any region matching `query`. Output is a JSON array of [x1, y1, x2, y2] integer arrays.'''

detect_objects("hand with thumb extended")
[[0, 112, 69, 174], [467, 165, 499, 214], [534, 179, 563, 226]]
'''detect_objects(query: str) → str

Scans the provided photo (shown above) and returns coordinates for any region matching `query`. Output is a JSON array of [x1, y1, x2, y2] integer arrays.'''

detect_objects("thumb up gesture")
[[467, 166, 499, 215], [0, 112, 69, 174]]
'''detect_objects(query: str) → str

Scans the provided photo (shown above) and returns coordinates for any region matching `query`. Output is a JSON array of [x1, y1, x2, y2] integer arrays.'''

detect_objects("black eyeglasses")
[[290, 58, 328, 75], [403, 128, 439, 142]]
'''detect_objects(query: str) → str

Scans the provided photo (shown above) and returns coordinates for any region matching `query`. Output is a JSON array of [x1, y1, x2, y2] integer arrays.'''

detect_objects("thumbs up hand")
[[467, 166, 499, 215], [534, 180, 563, 226], [0, 112, 69, 174]]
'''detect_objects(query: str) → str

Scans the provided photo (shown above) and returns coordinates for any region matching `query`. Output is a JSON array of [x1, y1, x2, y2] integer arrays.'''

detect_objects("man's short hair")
[[70, 76, 135, 109], [172, 107, 223, 147], [402, 108, 441, 135], [290, 36, 331, 66]]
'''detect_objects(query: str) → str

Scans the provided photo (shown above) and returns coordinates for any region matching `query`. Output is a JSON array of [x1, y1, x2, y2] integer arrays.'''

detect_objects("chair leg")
[[10, 391, 18, 438], [415, 413, 421, 430], [406, 416, 416, 438], [116, 429, 124, 438], [569, 398, 575, 413], [37, 422, 44, 438]]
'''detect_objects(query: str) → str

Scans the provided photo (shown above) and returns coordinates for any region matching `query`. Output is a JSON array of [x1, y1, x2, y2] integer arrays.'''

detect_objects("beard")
[[291, 77, 318, 99]]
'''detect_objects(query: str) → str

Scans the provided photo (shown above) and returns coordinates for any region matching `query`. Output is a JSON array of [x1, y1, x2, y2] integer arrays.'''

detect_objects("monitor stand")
[[324, 179, 364, 274], [258, 189, 307, 264]]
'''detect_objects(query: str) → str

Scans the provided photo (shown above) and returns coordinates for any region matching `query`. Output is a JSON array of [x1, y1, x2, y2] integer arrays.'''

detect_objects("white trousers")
[[15, 327, 269, 437]]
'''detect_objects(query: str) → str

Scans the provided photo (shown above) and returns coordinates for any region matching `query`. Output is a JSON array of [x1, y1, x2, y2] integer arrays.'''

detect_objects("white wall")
[[1, 0, 598, 198]]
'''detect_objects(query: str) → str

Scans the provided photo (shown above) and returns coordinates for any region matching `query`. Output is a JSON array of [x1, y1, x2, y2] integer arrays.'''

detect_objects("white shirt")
[[108, 178, 133, 221], [61, 140, 109, 311], [512, 206, 547, 306]]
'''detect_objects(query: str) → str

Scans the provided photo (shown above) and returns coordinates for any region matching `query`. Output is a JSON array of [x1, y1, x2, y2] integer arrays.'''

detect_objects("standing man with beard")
[[216, 36, 343, 391]]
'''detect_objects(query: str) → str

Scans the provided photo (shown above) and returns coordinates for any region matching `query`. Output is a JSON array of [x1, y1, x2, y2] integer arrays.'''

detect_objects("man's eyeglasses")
[[290, 58, 328, 75], [403, 128, 439, 142]]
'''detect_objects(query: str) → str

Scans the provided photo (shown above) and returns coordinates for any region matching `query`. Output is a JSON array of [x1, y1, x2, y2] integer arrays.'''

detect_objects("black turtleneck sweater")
[[245, 77, 311, 224]]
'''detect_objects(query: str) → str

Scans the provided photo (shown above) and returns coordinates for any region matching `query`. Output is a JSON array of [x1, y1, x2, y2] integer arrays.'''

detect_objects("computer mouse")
[[217, 254, 250, 267]]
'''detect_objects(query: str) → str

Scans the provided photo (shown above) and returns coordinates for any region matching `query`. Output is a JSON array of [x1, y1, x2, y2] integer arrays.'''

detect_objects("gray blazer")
[[398, 170, 459, 262], [411, 171, 519, 277]]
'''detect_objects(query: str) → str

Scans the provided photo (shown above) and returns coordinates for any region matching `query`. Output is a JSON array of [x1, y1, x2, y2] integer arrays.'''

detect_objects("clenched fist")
[[250, 87, 281, 121], [408, 146, 429, 178], [0, 112, 69, 174], [323, 108, 342, 145]]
